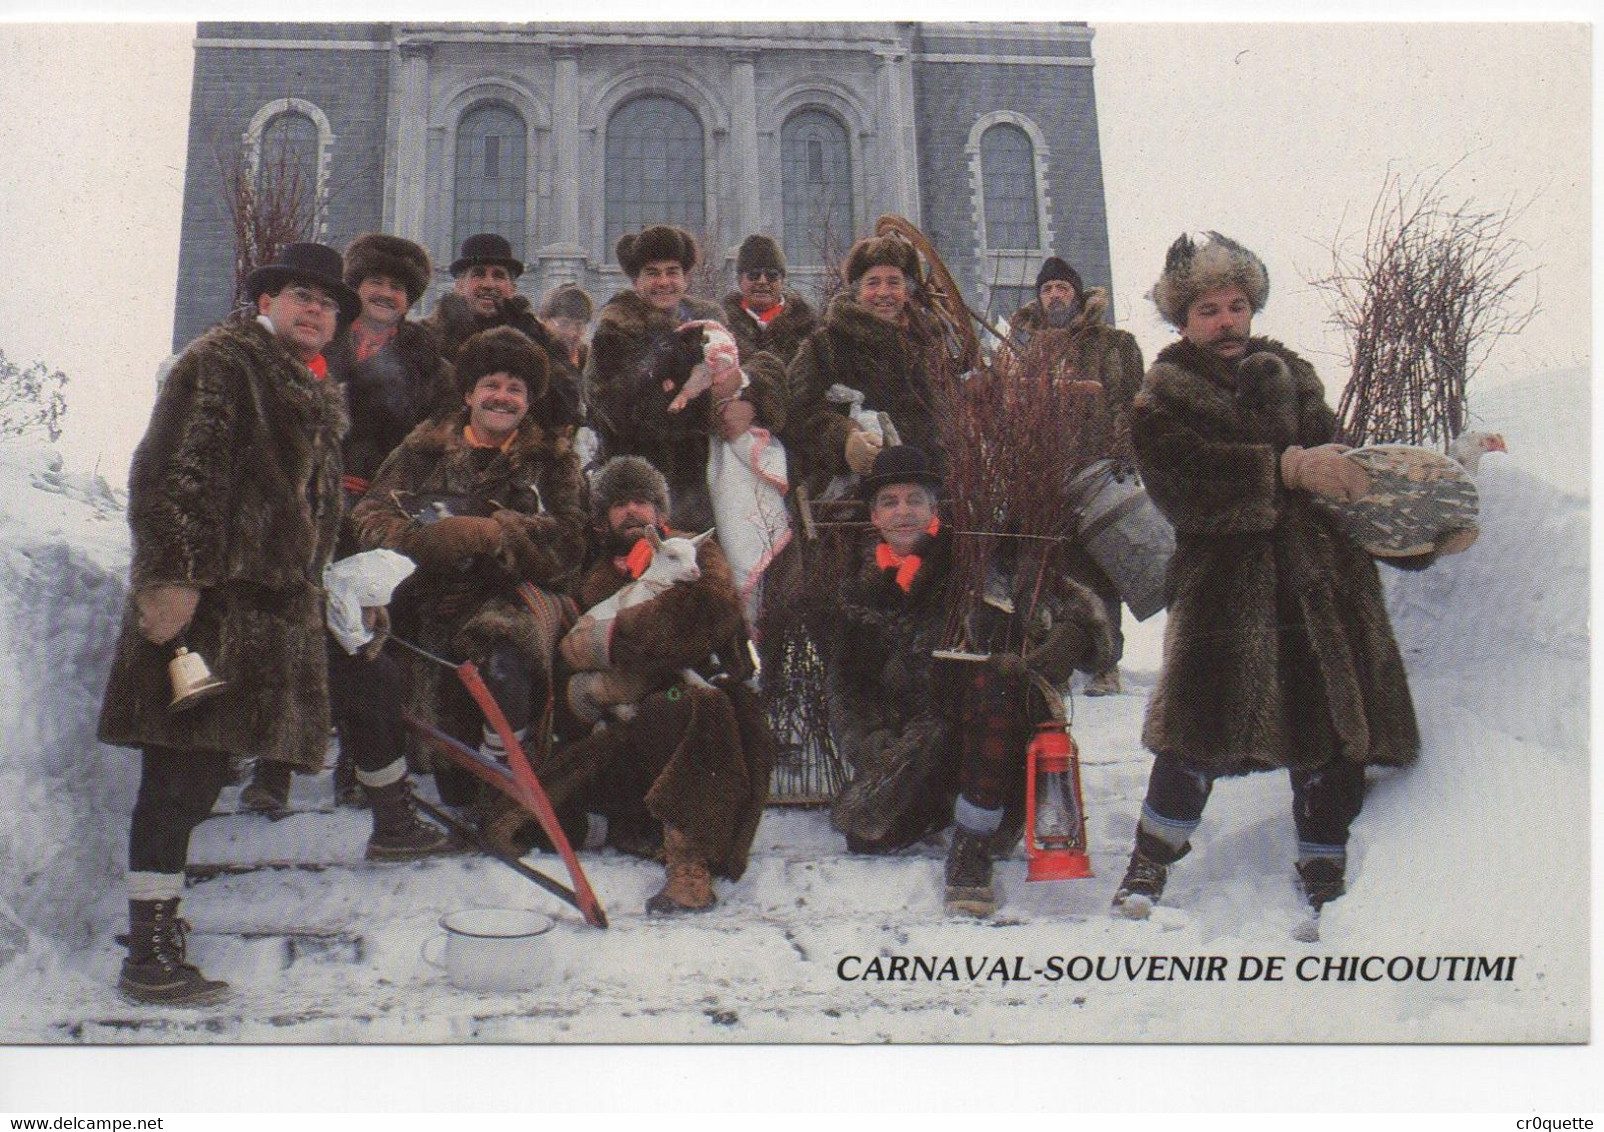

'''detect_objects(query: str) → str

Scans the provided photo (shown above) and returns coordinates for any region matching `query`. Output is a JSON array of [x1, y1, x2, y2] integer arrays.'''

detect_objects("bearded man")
[[784, 235, 948, 496], [534, 456, 774, 915], [584, 225, 785, 531], [1114, 231, 1465, 927], [98, 243, 362, 1005], [1004, 255, 1146, 697], [421, 233, 582, 429]]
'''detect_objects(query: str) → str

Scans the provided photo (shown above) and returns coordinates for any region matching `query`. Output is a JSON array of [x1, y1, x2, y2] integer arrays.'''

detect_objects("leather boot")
[[645, 826, 716, 915], [364, 778, 462, 861], [119, 898, 229, 1006], [944, 827, 996, 917], [1111, 827, 1189, 919], [240, 759, 292, 817]]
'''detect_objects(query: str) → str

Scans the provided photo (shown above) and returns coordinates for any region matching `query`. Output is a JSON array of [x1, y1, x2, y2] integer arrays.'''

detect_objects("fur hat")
[[861, 445, 942, 502], [344, 233, 433, 306], [843, 235, 921, 287], [455, 326, 550, 400], [539, 284, 594, 322], [1150, 231, 1270, 328], [736, 234, 786, 278], [590, 455, 671, 523], [1035, 256, 1084, 298], [449, 233, 525, 279], [616, 225, 699, 278], [246, 241, 363, 325]]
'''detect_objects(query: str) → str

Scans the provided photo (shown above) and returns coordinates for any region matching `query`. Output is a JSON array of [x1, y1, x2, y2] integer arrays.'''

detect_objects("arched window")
[[454, 102, 528, 254], [256, 110, 320, 209], [980, 123, 1041, 250], [781, 110, 853, 267], [605, 96, 705, 252]]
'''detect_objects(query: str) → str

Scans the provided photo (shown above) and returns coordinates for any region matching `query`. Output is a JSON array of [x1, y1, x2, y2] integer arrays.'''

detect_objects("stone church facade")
[[172, 21, 1112, 351]]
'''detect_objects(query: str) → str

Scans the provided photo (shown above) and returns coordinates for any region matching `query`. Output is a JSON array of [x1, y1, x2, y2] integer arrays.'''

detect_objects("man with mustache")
[[1003, 256, 1146, 697], [98, 243, 358, 1004], [421, 233, 583, 431], [239, 233, 455, 814], [1113, 232, 1442, 928]]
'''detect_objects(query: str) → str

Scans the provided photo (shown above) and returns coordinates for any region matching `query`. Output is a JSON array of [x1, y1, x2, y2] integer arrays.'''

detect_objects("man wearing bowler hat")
[[421, 232, 583, 431], [97, 242, 368, 1005]]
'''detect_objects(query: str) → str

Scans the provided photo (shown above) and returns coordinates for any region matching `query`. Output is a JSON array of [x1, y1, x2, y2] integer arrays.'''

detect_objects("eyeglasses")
[[286, 286, 340, 314], [743, 269, 783, 283]]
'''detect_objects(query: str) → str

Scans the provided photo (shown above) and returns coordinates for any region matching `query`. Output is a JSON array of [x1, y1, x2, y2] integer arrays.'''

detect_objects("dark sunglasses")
[[743, 269, 783, 282]]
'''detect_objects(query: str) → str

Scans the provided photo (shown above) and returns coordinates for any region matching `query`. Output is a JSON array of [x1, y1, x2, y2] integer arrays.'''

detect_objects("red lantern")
[[1025, 721, 1093, 881]]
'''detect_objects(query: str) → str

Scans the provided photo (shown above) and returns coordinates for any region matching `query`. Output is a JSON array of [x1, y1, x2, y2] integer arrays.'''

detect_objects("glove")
[[1436, 527, 1479, 556], [566, 669, 656, 727], [713, 396, 757, 440], [984, 651, 1029, 682], [844, 428, 884, 476], [402, 515, 503, 568], [359, 605, 390, 661], [560, 614, 614, 672], [1280, 444, 1372, 503], [136, 584, 201, 646]]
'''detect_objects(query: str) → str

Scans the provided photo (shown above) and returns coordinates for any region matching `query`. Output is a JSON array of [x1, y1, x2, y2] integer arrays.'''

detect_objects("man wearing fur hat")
[[350, 326, 588, 811], [420, 233, 583, 431], [239, 232, 455, 813], [1114, 231, 1440, 927], [784, 234, 949, 495], [97, 243, 358, 1004], [828, 446, 1111, 916], [584, 225, 786, 531], [719, 235, 818, 369], [531, 455, 773, 914], [1003, 255, 1146, 698]]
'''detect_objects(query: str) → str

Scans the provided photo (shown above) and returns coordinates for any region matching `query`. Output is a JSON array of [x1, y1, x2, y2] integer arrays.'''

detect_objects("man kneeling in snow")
[[529, 456, 774, 915]]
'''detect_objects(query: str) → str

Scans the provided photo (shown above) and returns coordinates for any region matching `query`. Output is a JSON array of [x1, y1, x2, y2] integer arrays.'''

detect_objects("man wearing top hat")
[[97, 243, 372, 1005], [421, 232, 583, 430]]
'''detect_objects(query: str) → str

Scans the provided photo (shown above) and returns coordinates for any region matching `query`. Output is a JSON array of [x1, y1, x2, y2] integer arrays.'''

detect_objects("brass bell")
[[168, 646, 227, 712]]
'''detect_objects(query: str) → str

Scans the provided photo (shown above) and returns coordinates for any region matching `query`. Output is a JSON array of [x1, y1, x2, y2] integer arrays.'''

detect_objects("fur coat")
[[326, 319, 455, 497], [583, 290, 786, 531], [348, 409, 588, 735], [1132, 336, 1421, 776], [97, 316, 348, 770], [1005, 289, 1145, 473], [420, 291, 583, 430], [719, 290, 819, 368], [784, 295, 948, 495], [533, 535, 773, 879]]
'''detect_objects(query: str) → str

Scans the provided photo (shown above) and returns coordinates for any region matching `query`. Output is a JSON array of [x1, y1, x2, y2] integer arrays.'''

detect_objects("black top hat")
[[861, 444, 942, 501], [449, 233, 526, 278], [245, 242, 362, 325]]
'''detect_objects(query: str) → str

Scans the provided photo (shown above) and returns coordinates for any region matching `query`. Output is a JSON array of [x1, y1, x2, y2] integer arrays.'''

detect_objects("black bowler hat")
[[245, 242, 362, 325], [449, 233, 526, 279], [861, 444, 942, 501]]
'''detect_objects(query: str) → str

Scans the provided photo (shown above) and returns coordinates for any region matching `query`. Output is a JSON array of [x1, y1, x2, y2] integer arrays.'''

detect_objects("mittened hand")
[[844, 429, 884, 475], [1280, 444, 1372, 503], [136, 584, 201, 646], [359, 605, 390, 660], [1436, 527, 1479, 556], [404, 515, 503, 567]]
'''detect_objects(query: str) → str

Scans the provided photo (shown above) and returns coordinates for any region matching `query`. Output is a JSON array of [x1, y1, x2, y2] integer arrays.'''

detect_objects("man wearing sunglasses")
[[719, 235, 818, 370]]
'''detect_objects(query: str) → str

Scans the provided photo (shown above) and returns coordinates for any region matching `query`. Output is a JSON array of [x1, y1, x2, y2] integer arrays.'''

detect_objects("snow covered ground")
[[0, 369, 1594, 1103]]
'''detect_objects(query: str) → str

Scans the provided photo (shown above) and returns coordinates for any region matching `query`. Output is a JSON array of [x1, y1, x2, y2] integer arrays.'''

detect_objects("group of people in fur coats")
[[97, 215, 1460, 1007]]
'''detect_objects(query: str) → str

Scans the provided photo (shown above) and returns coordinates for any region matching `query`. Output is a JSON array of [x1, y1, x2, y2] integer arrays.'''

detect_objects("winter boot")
[[1296, 857, 1347, 913], [1111, 827, 1189, 919], [364, 778, 463, 861], [944, 828, 996, 917], [240, 759, 292, 817], [332, 748, 365, 809], [1085, 668, 1122, 697], [645, 826, 716, 915], [118, 898, 229, 1006]]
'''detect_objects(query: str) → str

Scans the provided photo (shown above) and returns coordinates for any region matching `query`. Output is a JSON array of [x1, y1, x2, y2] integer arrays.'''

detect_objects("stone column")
[[728, 49, 761, 244], [537, 44, 587, 291], [876, 46, 921, 224], [393, 40, 433, 246]]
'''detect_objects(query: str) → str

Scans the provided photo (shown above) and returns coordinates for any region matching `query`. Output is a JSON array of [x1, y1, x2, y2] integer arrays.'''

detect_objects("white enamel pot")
[[422, 907, 555, 993]]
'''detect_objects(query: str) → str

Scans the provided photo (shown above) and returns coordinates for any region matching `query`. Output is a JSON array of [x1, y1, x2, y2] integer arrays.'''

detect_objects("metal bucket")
[[1064, 459, 1174, 621], [422, 908, 555, 993]]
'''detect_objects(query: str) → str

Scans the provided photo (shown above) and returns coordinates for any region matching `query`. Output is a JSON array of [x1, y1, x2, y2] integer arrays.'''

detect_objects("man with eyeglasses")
[[98, 243, 365, 1005], [719, 235, 818, 370]]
